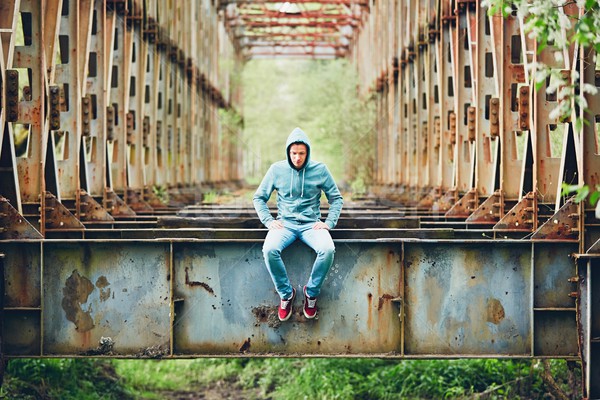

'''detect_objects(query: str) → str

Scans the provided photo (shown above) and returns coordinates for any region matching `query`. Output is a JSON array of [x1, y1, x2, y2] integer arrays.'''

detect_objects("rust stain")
[[16, 257, 30, 306], [386, 250, 395, 268], [185, 267, 216, 295], [62, 270, 95, 332], [96, 276, 111, 302], [378, 294, 394, 311], [486, 298, 505, 325], [239, 337, 251, 353], [367, 293, 373, 329], [251, 305, 281, 328]]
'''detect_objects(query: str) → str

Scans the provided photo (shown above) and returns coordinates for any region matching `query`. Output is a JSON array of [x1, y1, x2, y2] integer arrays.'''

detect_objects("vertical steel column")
[[451, 0, 475, 196], [472, 6, 498, 198], [108, 4, 132, 199], [0, 0, 26, 222], [406, 1, 418, 193], [580, 36, 600, 252], [415, 0, 430, 196], [386, 0, 397, 189], [125, 2, 153, 211], [153, 1, 170, 189], [437, 0, 457, 207], [74, 0, 115, 223], [85, 1, 109, 202], [142, 0, 159, 204], [481, 9, 526, 229], [528, 4, 576, 209], [12, 0, 55, 234], [424, 0, 441, 203], [54, 0, 84, 201]]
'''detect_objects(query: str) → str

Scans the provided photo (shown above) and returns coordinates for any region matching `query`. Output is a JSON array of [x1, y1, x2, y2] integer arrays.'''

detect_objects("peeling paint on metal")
[[95, 275, 111, 302], [61, 270, 95, 332]]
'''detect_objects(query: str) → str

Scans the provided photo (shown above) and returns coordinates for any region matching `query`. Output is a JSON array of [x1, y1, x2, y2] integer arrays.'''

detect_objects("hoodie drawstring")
[[289, 169, 305, 198]]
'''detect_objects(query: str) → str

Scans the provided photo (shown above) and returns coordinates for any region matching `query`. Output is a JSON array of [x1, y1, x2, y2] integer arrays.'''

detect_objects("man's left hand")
[[313, 221, 330, 230]]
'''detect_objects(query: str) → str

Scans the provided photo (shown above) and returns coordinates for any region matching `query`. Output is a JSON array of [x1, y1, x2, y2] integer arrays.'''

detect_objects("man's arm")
[[321, 166, 343, 229], [253, 166, 276, 228]]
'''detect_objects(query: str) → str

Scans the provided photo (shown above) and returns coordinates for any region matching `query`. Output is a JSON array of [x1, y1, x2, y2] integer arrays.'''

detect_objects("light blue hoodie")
[[253, 127, 344, 229]]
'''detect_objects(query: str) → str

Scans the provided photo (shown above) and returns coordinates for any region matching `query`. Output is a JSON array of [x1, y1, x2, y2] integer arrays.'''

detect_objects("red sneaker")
[[303, 286, 318, 319], [278, 288, 296, 321]]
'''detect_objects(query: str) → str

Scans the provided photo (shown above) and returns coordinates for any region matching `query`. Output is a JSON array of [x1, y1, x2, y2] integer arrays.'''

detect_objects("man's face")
[[289, 143, 307, 169]]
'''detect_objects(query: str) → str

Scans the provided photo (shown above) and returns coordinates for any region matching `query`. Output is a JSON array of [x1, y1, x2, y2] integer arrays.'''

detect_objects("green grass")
[[2, 358, 581, 399], [1, 358, 134, 400], [113, 358, 243, 393]]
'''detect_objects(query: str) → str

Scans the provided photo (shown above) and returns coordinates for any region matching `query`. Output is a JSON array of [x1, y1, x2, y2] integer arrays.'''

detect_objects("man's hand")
[[313, 221, 330, 230], [268, 220, 284, 230]]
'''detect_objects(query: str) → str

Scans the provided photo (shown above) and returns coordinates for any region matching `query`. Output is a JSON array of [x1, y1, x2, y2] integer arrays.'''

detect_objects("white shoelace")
[[306, 297, 317, 308], [281, 298, 291, 309]]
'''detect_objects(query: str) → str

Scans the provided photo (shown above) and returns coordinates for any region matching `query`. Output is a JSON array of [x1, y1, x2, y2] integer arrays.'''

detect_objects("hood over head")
[[286, 127, 311, 170]]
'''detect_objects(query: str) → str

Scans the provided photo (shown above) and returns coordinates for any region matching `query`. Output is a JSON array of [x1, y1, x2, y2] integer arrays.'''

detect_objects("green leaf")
[[575, 186, 590, 203], [561, 182, 581, 196], [590, 191, 600, 206]]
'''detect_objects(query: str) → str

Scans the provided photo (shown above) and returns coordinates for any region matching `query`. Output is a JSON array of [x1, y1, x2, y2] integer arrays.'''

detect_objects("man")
[[253, 127, 344, 322]]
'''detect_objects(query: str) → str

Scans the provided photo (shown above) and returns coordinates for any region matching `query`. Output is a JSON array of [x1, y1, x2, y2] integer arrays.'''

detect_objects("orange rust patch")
[[486, 298, 505, 325]]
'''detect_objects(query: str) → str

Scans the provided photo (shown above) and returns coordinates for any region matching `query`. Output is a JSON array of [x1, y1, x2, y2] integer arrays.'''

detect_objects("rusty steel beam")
[[230, 20, 357, 28], [220, 0, 369, 6], [0, 238, 579, 358], [245, 42, 349, 49]]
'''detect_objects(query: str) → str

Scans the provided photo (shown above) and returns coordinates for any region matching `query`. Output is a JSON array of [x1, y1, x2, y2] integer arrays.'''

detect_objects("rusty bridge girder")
[[0, 236, 579, 359], [352, 0, 600, 397], [0, 0, 243, 239]]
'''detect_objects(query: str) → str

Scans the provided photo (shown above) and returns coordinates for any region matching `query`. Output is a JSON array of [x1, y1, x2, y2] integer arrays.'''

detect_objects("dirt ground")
[[157, 381, 264, 400]]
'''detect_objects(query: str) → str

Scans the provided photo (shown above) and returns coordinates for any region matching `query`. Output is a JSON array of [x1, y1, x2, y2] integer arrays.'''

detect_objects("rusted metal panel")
[[3, 243, 41, 308], [533, 243, 578, 309], [404, 242, 532, 355], [533, 243, 578, 357], [172, 241, 403, 355], [0, 238, 583, 360], [533, 311, 578, 357], [4, 311, 41, 356], [42, 242, 171, 355]]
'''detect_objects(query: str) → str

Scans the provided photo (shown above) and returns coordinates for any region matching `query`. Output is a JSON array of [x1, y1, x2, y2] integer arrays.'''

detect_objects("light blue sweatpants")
[[262, 220, 335, 300]]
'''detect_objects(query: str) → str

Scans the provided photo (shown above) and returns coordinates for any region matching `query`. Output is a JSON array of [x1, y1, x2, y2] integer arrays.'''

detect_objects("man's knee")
[[263, 245, 282, 259], [315, 241, 335, 257]]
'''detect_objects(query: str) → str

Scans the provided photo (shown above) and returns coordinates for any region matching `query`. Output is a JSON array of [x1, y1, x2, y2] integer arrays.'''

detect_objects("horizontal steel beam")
[[1, 239, 578, 358]]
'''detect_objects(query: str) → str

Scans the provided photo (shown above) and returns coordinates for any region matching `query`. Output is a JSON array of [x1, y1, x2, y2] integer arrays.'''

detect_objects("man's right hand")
[[268, 220, 284, 229]]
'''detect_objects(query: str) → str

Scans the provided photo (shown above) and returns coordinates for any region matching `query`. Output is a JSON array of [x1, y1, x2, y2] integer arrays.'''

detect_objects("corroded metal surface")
[[0, 238, 582, 359], [42, 242, 171, 355], [404, 242, 532, 355], [173, 241, 402, 355]]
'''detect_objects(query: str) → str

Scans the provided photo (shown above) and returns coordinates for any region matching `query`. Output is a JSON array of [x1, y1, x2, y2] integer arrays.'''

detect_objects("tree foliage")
[[241, 59, 375, 190]]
